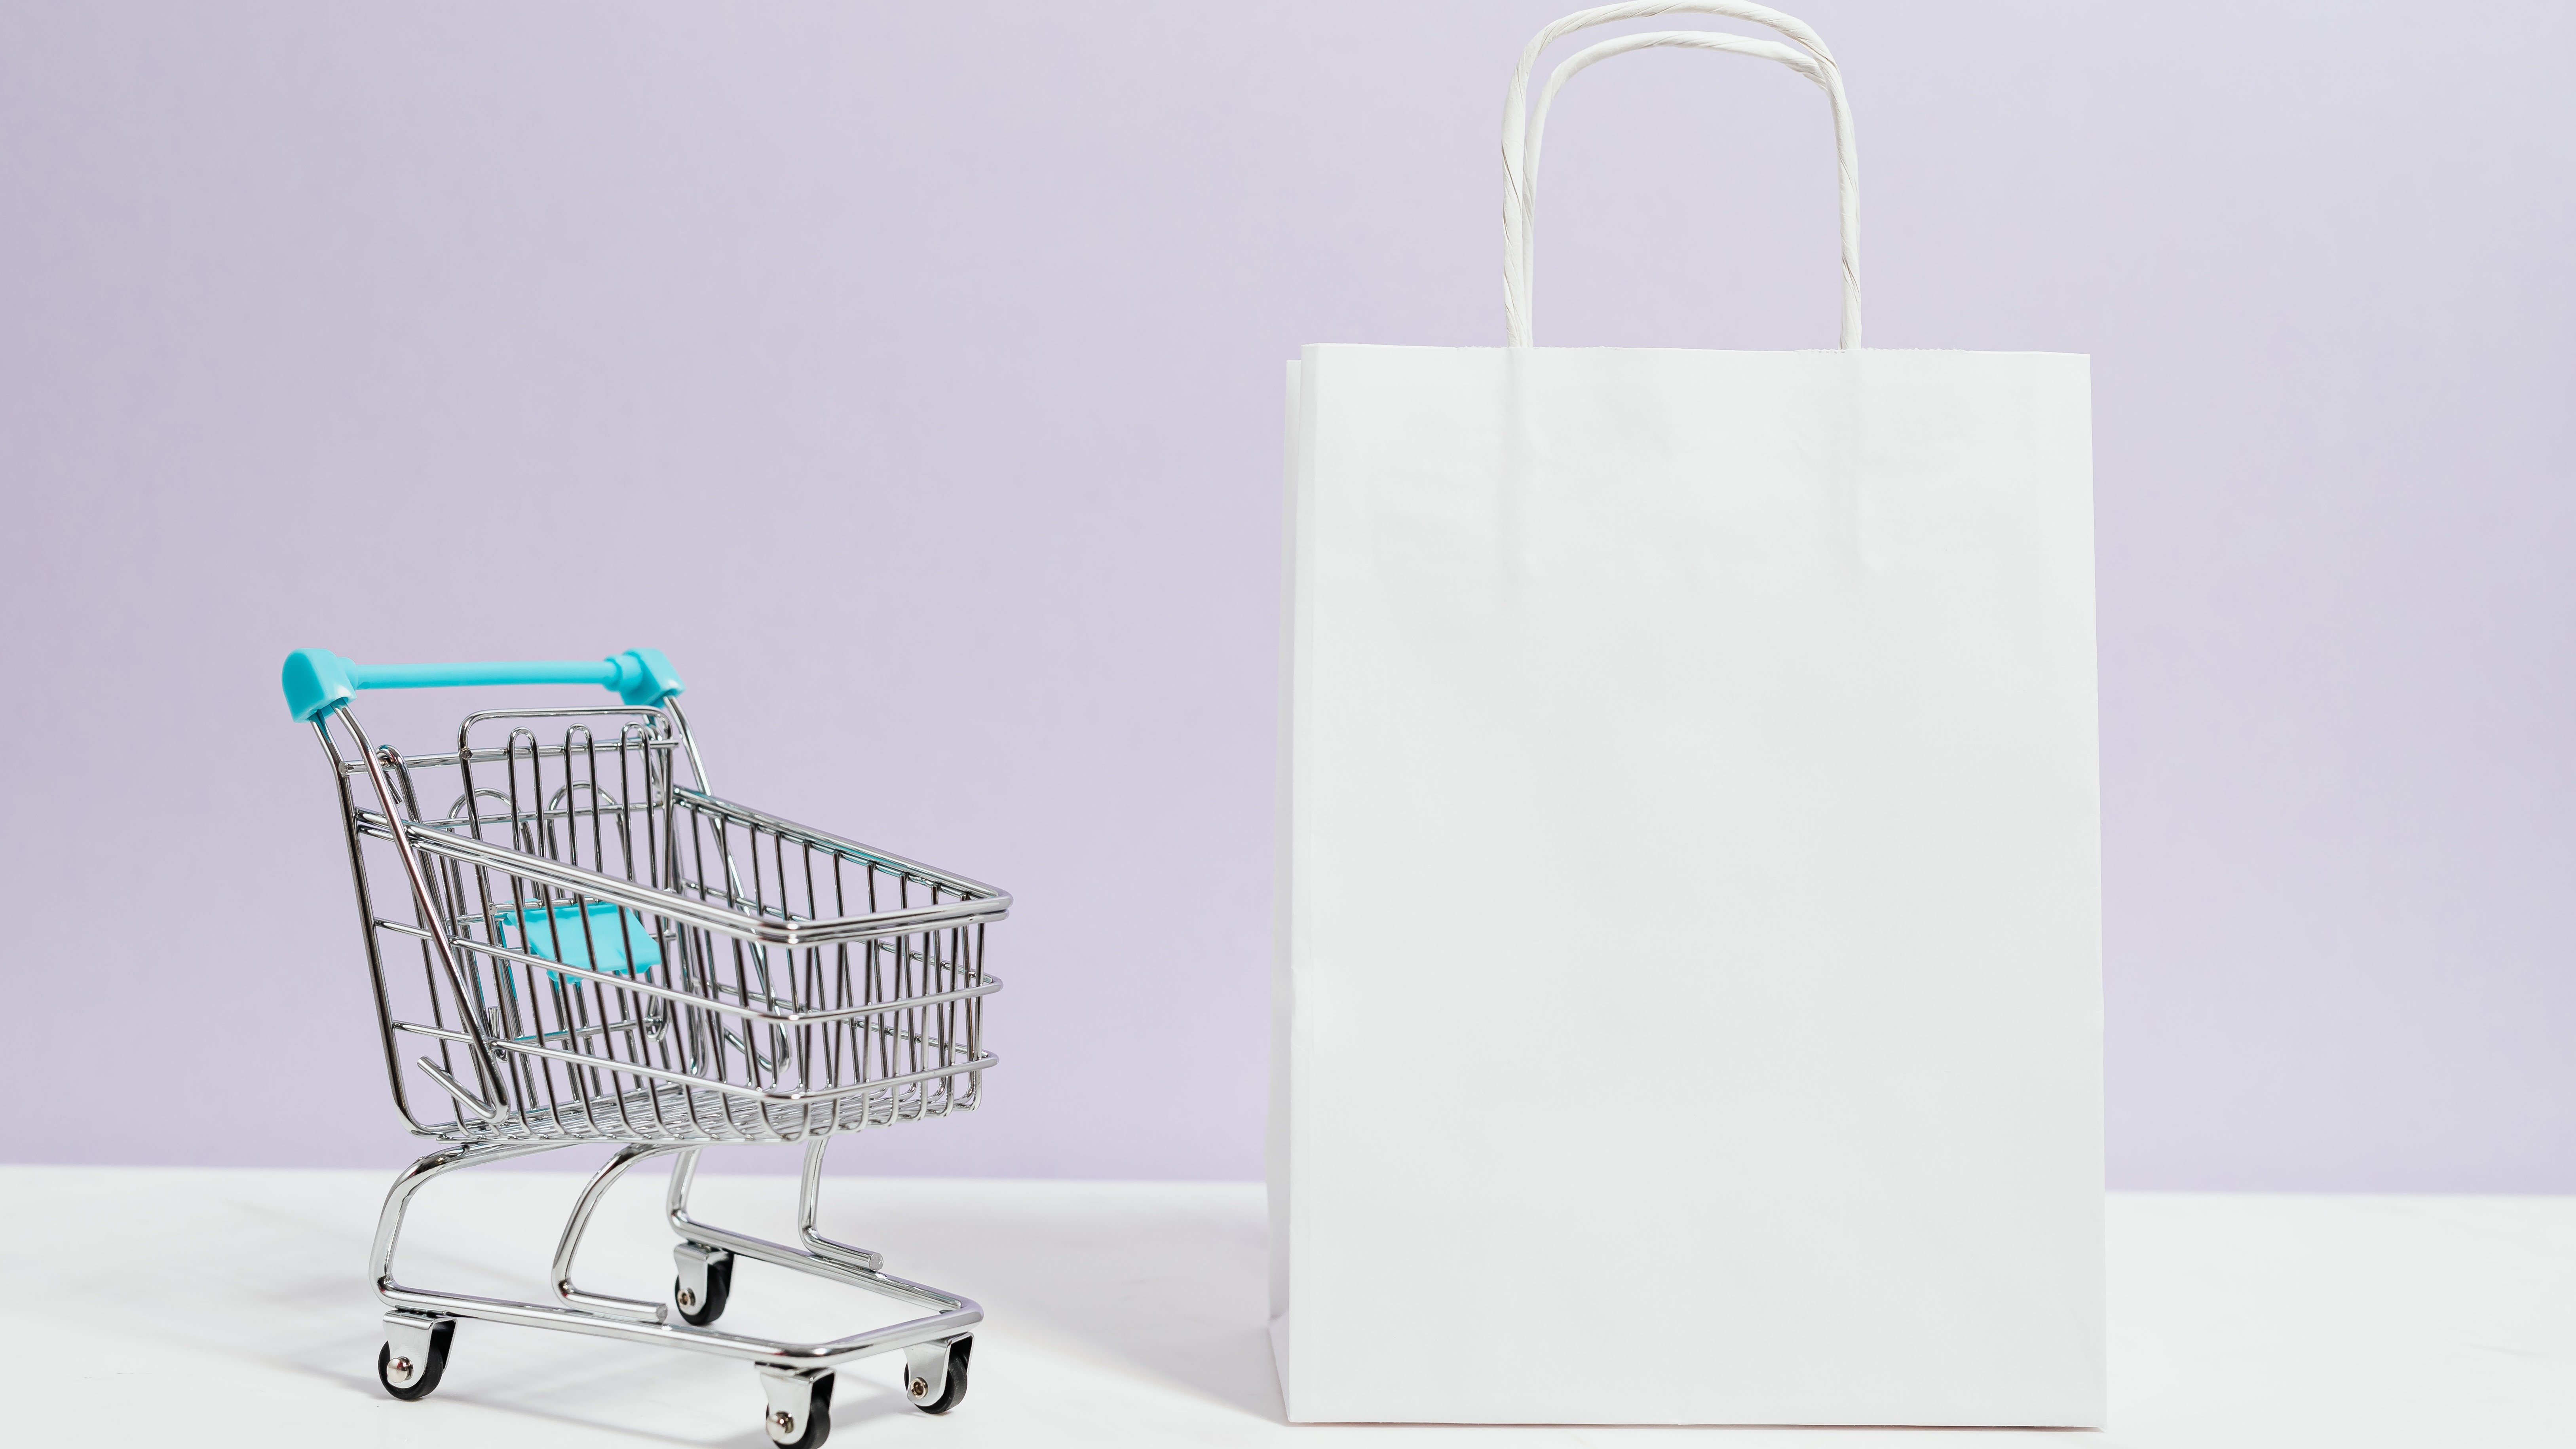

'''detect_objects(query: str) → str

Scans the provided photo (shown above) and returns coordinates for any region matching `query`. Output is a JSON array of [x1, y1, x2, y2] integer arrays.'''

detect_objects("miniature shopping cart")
[[285, 647, 1006, 1447]]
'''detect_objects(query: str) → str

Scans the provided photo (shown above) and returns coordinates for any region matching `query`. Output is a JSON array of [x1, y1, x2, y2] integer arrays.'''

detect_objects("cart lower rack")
[[287, 648, 1010, 1448]]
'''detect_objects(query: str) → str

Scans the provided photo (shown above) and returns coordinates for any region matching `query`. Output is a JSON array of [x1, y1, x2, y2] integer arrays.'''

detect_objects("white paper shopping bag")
[[1269, 3, 2104, 1427]]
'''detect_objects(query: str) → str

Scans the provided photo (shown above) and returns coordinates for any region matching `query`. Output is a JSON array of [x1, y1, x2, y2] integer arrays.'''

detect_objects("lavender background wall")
[[2, 1, 2569, 1190]]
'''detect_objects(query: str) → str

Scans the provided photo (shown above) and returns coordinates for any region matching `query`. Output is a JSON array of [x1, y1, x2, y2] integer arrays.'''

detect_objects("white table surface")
[[0, 1163, 2566, 1446]]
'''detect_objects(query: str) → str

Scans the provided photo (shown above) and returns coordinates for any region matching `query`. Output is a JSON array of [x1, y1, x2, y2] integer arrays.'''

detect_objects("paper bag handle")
[[1502, 3, 1860, 349]]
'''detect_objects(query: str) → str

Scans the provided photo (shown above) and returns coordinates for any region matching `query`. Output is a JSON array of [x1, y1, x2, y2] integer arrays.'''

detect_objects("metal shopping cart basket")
[[284, 646, 1006, 1447]]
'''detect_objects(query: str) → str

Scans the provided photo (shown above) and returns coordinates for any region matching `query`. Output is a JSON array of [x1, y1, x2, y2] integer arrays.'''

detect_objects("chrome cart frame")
[[286, 648, 1008, 1447]]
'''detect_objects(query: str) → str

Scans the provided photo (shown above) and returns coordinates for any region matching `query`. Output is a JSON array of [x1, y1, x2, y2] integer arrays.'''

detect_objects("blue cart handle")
[[282, 648, 683, 722]]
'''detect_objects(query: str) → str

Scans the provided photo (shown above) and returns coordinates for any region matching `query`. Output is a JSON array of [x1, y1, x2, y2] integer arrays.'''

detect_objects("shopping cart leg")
[[794, 1132, 885, 1270], [552, 1143, 686, 1322], [361, 1134, 974, 1432], [667, 1135, 891, 1276], [372, 1139, 564, 1295], [667, 1147, 739, 1326], [368, 1138, 563, 1400], [664, 1136, 978, 1417]]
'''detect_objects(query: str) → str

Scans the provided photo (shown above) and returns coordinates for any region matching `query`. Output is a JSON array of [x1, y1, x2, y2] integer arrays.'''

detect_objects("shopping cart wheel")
[[675, 1243, 733, 1326], [760, 1369, 833, 1449], [376, 1316, 454, 1401], [908, 1335, 971, 1415]]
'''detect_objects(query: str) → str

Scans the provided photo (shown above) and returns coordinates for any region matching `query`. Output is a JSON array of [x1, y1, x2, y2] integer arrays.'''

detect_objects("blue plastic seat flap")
[[491, 901, 664, 985]]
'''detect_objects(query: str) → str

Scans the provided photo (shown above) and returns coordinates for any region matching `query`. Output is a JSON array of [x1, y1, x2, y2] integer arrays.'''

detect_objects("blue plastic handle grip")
[[281, 648, 683, 722]]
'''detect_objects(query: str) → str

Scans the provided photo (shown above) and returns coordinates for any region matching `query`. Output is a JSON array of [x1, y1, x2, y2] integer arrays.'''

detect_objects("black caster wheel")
[[767, 1371, 834, 1449], [377, 1318, 454, 1401], [910, 1335, 971, 1415], [676, 1250, 733, 1327]]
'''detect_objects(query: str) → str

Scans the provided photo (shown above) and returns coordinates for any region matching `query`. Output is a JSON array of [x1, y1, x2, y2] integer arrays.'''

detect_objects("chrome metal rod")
[[551, 1144, 682, 1322], [414, 1057, 501, 1120], [796, 1135, 883, 1272], [395, 1024, 997, 1107], [320, 721, 433, 1134], [371, 821, 1007, 948], [667, 1149, 957, 1312], [416, 930, 1002, 1023], [376, 1281, 977, 1370], [671, 788, 1009, 903], [337, 716, 517, 1116], [371, 1139, 567, 1289]]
